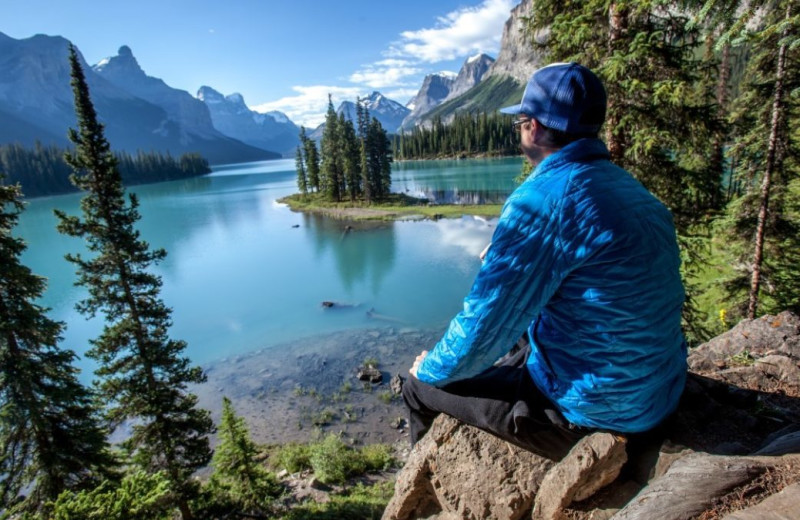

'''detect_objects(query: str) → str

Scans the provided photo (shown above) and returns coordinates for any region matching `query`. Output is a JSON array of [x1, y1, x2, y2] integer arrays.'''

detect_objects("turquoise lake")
[[17, 156, 523, 376]]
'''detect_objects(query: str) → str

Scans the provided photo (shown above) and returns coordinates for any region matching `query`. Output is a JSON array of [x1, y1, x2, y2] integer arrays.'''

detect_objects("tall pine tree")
[[320, 95, 344, 201], [55, 44, 212, 520], [0, 181, 116, 517], [720, 0, 800, 319]]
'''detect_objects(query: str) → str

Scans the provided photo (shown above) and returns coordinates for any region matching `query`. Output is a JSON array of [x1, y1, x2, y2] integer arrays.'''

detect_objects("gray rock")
[[532, 432, 628, 520], [722, 483, 800, 519], [357, 365, 382, 383], [391, 374, 404, 395], [381, 415, 553, 520]]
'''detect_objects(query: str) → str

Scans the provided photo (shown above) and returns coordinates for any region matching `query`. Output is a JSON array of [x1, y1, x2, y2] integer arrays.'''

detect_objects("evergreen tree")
[[294, 146, 308, 195], [365, 117, 393, 200], [341, 113, 361, 202], [299, 127, 320, 192], [206, 398, 279, 516], [720, 1, 800, 319], [54, 44, 212, 520], [320, 95, 344, 201], [357, 98, 372, 203], [0, 181, 116, 517]]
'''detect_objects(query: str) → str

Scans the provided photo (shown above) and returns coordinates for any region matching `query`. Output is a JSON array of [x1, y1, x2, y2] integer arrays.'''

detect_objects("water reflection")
[[302, 213, 396, 295], [392, 157, 521, 204]]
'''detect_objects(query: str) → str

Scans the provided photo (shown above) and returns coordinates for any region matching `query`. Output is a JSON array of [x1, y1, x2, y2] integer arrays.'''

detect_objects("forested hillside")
[[0, 142, 210, 197]]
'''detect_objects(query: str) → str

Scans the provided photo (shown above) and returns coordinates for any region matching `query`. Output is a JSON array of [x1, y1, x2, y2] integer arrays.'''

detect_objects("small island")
[[288, 99, 504, 222], [278, 192, 503, 221]]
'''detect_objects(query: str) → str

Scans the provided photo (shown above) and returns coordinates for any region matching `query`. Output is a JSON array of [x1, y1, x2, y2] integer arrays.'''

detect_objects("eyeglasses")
[[512, 118, 532, 132]]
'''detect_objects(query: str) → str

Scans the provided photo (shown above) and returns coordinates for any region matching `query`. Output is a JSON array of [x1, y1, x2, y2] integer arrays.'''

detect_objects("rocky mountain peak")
[[196, 85, 224, 103], [485, 0, 544, 83], [444, 53, 495, 102], [93, 44, 145, 78]]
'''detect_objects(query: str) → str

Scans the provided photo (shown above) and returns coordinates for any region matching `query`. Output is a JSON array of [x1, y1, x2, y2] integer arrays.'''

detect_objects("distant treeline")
[[0, 142, 211, 198], [392, 112, 518, 160]]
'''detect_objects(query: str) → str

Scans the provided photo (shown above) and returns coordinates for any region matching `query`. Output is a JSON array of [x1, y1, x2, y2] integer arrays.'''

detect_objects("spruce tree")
[[299, 126, 320, 192], [341, 113, 361, 202], [207, 398, 279, 516], [365, 117, 393, 200], [357, 98, 372, 203], [320, 95, 344, 201], [721, 1, 800, 319], [0, 181, 116, 517], [55, 44, 212, 520], [294, 146, 308, 195]]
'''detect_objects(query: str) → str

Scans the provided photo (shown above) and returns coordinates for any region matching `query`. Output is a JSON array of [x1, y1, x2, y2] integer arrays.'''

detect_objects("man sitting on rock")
[[404, 63, 687, 460]]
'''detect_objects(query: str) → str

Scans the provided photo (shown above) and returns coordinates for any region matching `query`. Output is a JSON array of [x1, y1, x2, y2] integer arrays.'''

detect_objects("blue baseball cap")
[[500, 62, 607, 135]]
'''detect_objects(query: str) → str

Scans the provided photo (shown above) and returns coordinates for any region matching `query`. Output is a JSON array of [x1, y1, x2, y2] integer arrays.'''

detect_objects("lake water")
[[17, 157, 523, 377]]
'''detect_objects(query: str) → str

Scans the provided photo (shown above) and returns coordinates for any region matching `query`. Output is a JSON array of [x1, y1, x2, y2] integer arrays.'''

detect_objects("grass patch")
[[279, 481, 395, 520]]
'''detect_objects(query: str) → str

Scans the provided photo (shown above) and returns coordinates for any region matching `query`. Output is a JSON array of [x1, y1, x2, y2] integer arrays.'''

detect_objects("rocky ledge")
[[382, 312, 800, 520]]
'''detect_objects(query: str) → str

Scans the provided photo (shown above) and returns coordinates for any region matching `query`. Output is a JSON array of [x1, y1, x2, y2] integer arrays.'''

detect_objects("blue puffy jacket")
[[416, 138, 687, 433]]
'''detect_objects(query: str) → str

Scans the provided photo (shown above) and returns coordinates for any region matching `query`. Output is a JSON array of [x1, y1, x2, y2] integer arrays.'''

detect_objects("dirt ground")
[[193, 326, 443, 447]]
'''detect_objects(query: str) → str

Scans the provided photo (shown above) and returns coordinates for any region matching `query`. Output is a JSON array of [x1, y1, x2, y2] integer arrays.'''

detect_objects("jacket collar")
[[532, 138, 610, 176]]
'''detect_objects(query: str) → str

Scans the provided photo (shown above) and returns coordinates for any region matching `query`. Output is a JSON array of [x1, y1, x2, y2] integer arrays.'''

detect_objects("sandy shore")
[[194, 326, 443, 447]]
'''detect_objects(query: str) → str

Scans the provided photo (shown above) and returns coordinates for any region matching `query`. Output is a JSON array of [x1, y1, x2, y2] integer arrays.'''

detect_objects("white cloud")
[[251, 85, 366, 128], [349, 63, 422, 89], [390, 0, 514, 63]]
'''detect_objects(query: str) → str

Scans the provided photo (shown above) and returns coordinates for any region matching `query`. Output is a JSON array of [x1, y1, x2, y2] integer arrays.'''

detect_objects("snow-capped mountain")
[[400, 72, 457, 130], [0, 33, 277, 163], [197, 86, 299, 156], [337, 91, 410, 134]]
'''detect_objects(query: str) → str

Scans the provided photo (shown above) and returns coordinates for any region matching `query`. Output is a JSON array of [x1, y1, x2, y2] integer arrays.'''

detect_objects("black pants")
[[402, 342, 590, 461]]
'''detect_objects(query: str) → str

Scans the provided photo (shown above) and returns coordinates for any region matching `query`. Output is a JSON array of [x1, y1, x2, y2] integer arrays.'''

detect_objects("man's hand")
[[410, 350, 429, 378], [480, 243, 491, 262]]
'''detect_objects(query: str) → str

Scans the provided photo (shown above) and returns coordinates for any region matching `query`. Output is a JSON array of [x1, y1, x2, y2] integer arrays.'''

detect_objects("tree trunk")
[[606, 3, 627, 164], [748, 6, 790, 319]]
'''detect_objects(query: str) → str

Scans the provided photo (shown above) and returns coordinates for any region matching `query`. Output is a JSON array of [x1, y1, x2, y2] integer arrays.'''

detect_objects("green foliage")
[[55, 45, 212, 518], [273, 437, 394, 486], [359, 444, 395, 472], [377, 391, 394, 405], [363, 356, 379, 369], [309, 435, 364, 485], [394, 111, 518, 160], [50, 470, 173, 520], [280, 481, 395, 520], [300, 96, 393, 204], [0, 142, 210, 198], [272, 443, 312, 474], [0, 181, 116, 514], [207, 397, 281, 515]]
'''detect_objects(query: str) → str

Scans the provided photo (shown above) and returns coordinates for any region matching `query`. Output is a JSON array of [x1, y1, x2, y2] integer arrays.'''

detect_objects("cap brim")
[[499, 104, 522, 115]]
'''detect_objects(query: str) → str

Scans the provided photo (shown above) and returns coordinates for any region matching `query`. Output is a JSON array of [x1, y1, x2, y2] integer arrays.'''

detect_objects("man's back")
[[520, 138, 687, 432]]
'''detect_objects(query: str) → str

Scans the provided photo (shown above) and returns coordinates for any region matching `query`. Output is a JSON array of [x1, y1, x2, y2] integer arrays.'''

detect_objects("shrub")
[[360, 444, 395, 471], [273, 443, 312, 473], [309, 435, 364, 484]]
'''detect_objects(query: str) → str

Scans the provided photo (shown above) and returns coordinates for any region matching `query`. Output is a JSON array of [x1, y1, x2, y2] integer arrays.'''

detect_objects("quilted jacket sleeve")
[[415, 181, 570, 386]]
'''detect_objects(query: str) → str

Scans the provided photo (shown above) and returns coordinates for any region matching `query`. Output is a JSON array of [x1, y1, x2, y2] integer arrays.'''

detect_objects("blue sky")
[[3, 0, 520, 126]]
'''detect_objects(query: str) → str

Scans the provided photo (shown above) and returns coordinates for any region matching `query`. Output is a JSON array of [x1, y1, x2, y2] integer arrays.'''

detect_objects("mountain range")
[[0, 0, 540, 164], [0, 33, 278, 164]]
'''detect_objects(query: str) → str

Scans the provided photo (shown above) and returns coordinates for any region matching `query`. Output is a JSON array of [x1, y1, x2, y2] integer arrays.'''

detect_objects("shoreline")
[[194, 326, 443, 447]]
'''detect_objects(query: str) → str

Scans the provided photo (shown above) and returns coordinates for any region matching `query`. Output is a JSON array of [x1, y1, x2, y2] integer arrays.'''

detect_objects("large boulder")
[[383, 313, 800, 519]]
